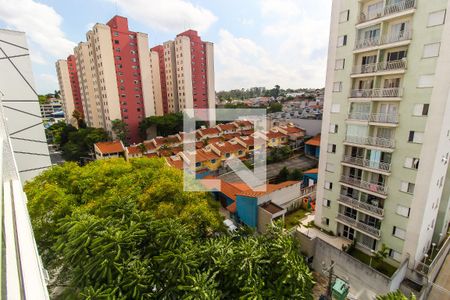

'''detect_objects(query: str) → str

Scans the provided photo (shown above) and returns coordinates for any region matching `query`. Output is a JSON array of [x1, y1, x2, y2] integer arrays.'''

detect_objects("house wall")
[[257, 207, 273, 233], [236, 195, 258, 228]]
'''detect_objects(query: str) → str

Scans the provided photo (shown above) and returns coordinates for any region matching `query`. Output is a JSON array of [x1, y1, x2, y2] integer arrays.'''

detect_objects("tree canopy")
[[376, 290, 416, 300], [25, 158, 314, 299]]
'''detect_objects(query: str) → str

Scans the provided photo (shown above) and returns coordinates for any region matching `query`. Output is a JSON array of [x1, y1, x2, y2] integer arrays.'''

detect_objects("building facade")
[[316, 0, 450, 268]]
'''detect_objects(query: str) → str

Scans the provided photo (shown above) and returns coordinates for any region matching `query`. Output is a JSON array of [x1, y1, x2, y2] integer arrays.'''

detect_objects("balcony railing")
[[350, 87, 402, 98], [355, 29, 413, 50], [369, 113, 399, 124], [338, 195, 384, 217], [359, 0, 416, 23], [340, 175, 388, 195], [352, 59, 407, 75], [336, 213, 381, 238], [345, 135, 395, 149], [348, 112, 369, 121], [342, 155, 391, 172]]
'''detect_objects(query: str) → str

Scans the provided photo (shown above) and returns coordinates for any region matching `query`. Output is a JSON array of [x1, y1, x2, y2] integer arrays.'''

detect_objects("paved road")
[[428, 253, 450, 300], [218, 155, 317, 183]]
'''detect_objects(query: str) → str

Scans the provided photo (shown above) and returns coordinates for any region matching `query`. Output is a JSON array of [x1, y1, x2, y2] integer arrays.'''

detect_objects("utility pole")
[[321, 259, 335, 300]]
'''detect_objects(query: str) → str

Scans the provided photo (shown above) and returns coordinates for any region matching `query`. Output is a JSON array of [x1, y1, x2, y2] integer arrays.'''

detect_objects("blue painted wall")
[[196, 170, 210, 179], [303, 173, 318, 188], [305, 145, 320, 158], [236, 195, 258, 228]]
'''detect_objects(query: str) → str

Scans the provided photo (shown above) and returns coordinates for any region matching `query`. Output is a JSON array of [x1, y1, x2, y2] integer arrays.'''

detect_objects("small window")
[[329, 124, 338, 134], [325, 181, 333, 190], [389, 249, 402, 261], [396, 205, 411, 218], [417, 75, 435, 88], [423, 43, 441, 58], [333, 82, 343, 92], [392, 226, 406, 240], [427, 10, 446, 27], [339, 10, 350, 23], [331, 103, 341, 113], [413, 104, 429, 116], [327, 144, 336, 153], [404, 157, 420, 169], [114, 40, 119, 44], [225, 153, 230, 158], [321, 217, 330, 226], [337, 35, 347, 47], [323, 199, 331, 207], [326, 163, 335, 173], [335, 59, 345, 70], [400, 181, 415, 194], [408, 131, 424, 143], [211, 159, 216, 164]]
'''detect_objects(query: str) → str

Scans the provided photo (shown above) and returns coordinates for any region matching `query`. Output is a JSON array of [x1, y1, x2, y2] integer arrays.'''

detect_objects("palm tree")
[[376, 290, 416, 300]]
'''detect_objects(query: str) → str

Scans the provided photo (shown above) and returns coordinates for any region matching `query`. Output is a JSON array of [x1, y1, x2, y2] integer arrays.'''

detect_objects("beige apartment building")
[[55, 59, 76, 124], [316, 0, 450, 268]]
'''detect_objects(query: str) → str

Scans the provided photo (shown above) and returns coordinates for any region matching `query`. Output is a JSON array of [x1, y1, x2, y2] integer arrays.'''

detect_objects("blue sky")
[[0, 0, 331, 94]]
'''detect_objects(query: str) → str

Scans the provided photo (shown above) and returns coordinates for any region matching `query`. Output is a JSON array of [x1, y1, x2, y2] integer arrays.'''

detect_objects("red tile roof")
[[127, 145, 141, 155], [304, 168, 318, 174], [166, 157, 184, 169], [284, 126, 304, 134], [226, 202, 237, 213], [212, 141, 246, 154], [95, 141, 124, 154], [235, 120, 253, 128], [305, 134, 321, 146], [217, 123, 238, 131], [191, 149, 220, 163], [199, 127, 220, 136], [237, 181, 300, 198], [266, 131, 287, 139]]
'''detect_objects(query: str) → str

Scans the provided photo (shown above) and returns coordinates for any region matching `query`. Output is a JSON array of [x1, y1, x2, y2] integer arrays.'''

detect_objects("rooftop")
[[305, 134, 321, 146], [95, 141, 125, 154]]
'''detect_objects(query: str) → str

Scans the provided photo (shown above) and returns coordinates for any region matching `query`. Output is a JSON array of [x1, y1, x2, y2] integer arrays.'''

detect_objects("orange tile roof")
[[235, 120, 253, 128], [145, 153, 158, 158], [222, 133, 240, 140], [166, 157, 184, 169], [304, 168, 318, 174], [95, 141, 124, 154], [285, 126, 304, 134], [143, 141, 157, 151], [199, 127, 220, 136], [305, 134, 321, 146], [237, 181, 300, 198], [217, 123, 238, 131], [154, 135, 181, 146], [212, 141, 246, 154], [127, 145, 141, 155], [191, 149, 220, 162], [205, 137, 222, 144], [266, 131, 287, 139], [240, 130, 254, 136], [226, 202, 237, 213]]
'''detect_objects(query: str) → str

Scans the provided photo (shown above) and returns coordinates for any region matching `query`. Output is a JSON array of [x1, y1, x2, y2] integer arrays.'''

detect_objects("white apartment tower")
[[316, 0, 450, 268]]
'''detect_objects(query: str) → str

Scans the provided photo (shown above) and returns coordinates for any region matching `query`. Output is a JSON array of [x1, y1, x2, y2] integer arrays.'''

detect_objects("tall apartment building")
[[150, 45, 168, 115], [316, 0, 450, 268], [158, 30, 216, 124], [57, 16, 156, 143]]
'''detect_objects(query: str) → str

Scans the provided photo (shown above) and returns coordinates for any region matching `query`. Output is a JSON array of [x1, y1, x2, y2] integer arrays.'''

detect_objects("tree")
[[267, 102, 283, 113], [288, 169, 303, 181], [72, 109, 86, 128], [139, 113, 184, 138], [25, 158, 314, 299], [376, 290, 416, 300], [138, 143, 147, 155], [111, 119, 129, 145], [277, 167, 290, 183]]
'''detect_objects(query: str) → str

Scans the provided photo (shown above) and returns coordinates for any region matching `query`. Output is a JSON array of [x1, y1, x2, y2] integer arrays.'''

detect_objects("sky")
[[0, 0, 332, 94]]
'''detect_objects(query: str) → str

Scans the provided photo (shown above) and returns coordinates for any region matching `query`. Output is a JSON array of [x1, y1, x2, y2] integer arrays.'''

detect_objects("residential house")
[[94, 141, 125, 159], [305, 134, 321, 159]]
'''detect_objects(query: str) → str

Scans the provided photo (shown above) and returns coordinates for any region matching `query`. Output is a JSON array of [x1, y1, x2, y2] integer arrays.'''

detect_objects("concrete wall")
[[0, 29, 51, 183], [257, 206, 272, 233]]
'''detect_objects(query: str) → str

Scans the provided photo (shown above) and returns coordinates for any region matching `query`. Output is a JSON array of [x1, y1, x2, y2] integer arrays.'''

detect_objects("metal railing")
[[338, 194, 384, 217], [342, 155, 391, 172], [350, 87, 402, 98], [336, 213, 381, 237], [348, 112, 370, 121], [345, 135, 395, 149], [355, 29, 413, 50], [340, 175, 388, 195], [358, 0, 416, 23], [352, 59, 407, 75], [369, 113, 399, 124]]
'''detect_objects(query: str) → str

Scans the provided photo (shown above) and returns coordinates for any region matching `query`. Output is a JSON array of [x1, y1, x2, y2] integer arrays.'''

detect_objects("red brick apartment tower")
[[150, 45, 169, 115], [67, 55, 84, 117]]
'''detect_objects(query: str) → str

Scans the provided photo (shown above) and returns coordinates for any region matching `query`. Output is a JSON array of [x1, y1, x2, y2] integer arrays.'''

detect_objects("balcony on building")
[[351, 59, 407, 77], [344, 135, 395, 150], [354, 21, 413, 54], [338, 193, 384, 219], [341, 145, 392, 176], [342, 155, 392, 175], [336, 212, 381, 240], [340, 174, 388, 197], [357, 0, 416, 27]]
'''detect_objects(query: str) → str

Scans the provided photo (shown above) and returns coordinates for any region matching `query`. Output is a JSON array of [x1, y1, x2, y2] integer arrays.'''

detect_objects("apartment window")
[[118, 64, 123, 69], [392, 226, 406, 240], [413, 104, 430, 116], [324, 181, 333, 190], [404, 157, 420, 169], [339, 10, 350, 23], [113, 32, 119, 36], [321, 217, 330, 226], [326, 163, 335, 173], [417, 74, 435, 88], [389, 249, 402, 262], [427, 10, 446, 27], [331, 103, 341, 113], [327, 144, 336, 153], [131, 58, 137, 62], [333, 82, 343, 92], [121, 94, 126, 98], [114, 40, 119, 44], [329, 124, 338, 134], [396, 205, 411, 218], [423, 43, 441, 58], [335, 59, 345, 70], [323, 199, 331, 207], [337, 35, 347, 47], [129, 34, 135, 39], [400, 181, 415, 194], [408, 131, 424, 143]]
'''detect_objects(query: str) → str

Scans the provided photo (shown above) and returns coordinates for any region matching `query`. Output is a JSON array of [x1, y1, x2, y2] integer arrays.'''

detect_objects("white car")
[[223, 219, 234, 227]]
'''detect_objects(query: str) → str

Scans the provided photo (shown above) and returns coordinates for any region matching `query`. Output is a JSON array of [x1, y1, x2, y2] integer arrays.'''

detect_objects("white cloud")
[[0, 0, 76, 58], [108, 0, 217, 33], [261, 0, 301, 18], [39, 73, 58, 84], [29, 48, 47, 65]]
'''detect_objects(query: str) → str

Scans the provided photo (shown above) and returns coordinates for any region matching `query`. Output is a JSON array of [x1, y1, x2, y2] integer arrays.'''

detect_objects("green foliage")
[[38, 94, 48, 104], [46, 122, 109, 161], [216, 87, 266, 101], [111, 119, 129, 145], [139, 113, 184, 138], [267, 146, 292, 164], [288, 169, 304, 181], [277, 166, 290, 182], [267, 102, 283, 113], [376, 290, 416, 300], [224, 102, 249, 109], [26, 158, 314, 299]]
